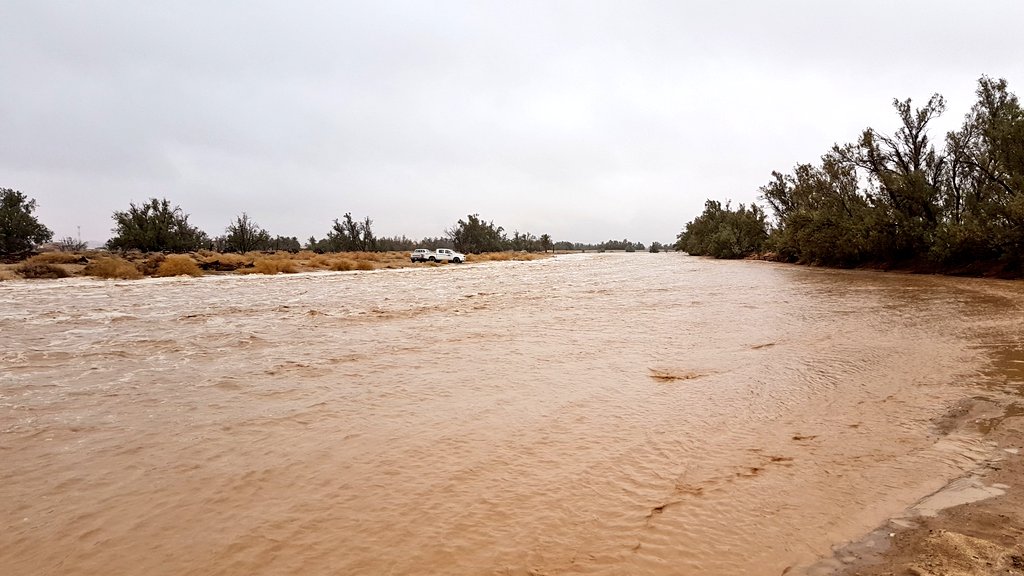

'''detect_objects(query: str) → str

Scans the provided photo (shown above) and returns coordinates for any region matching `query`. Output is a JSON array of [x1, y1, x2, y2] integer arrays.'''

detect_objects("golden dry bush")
[[84, 257, 144, 280], [15, 262, 69, 279], [329, 258, 356, 271], [306, 254, 332, 268], [26, 252, 83, 265], [474, 252, 546, 262], [355, 260, 375, 271], [154, 255, 203, 277], [136, 253, 165, 276], [249, 258, 298, 274], [295, 250, 318, 260], [350, 251, 384, 262], [200, 252, 250, 271], [0, 269, 16, 281]]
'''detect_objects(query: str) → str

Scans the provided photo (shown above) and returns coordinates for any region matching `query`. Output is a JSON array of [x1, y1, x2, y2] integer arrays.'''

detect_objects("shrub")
[[200, 252, 250, 271], [135, 253, 165, 276], [27, 252, 83, 264], [329, 258, 355, 271], [84, 257, 144, 280], [16, 262, 69, 279], [0, 269, 15, 281], [154, 255, 203, 277], [473, 252, 545, 262], [250, 258, 297, 274], [355, 260, 375, 271]]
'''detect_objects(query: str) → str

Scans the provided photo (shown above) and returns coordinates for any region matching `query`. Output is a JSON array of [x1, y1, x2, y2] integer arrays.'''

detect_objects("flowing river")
[[2, 253, 1023, 575]]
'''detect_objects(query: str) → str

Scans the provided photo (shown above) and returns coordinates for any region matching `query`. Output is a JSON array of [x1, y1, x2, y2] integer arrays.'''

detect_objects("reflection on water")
[[2, 254, 1023, 576]]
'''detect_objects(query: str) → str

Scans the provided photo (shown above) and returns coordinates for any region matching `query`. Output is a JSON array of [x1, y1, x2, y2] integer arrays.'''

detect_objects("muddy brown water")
[[2, 253, 1023, 575]]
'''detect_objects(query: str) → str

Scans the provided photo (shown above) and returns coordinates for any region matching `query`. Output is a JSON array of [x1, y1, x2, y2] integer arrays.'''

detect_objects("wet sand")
[[818, 391, 1024, 575], [2, 253, 1023, 575]]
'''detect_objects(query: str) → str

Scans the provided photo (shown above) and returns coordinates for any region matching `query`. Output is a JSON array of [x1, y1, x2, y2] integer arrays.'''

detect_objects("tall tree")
[[760, 154, 870, 265], [223, 213, 271, 253], [0, 188, 53, 254], [835, 94, 947, 259], [361, 216, 376, 251], [107, 198, 208, 252], [942, 76, 1024, 265], [446, 214, 506, 253]]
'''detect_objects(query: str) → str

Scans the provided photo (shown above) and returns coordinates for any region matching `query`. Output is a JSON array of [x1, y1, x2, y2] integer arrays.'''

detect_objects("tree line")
[[678, 76, 1024, 275], [0, 192, 583, 256]]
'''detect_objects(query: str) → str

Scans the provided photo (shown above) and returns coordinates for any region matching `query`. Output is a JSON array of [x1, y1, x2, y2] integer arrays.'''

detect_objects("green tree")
[[760, 155, 871, 266], [941, 76, 1024, 269], [107, 198, 208, 252], [268, 236, 301, 252], [0, 188, 53, 254], [224, 213, 271, 253], [539, 233, 553, 252], [834, 94, 947, 260], [446, 214, 506, 253], [361, 216, 376, 251], [676, 200, 767, 259]]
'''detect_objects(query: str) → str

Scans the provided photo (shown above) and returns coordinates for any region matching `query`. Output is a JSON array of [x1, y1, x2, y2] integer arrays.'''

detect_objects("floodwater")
[[2, 253, 1022, 576]]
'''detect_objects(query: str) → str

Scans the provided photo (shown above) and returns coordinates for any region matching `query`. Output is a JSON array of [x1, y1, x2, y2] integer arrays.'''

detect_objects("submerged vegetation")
[[679, 76, 1024, 276]]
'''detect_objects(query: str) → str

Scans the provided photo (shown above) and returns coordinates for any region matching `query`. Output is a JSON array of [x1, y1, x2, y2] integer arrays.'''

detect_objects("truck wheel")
[[453, 257, 461, 263], [428, 256, 436, 262]]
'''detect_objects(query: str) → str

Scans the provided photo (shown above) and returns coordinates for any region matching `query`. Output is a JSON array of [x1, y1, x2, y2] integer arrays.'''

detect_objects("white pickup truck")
[[410, 248, 466, 263]]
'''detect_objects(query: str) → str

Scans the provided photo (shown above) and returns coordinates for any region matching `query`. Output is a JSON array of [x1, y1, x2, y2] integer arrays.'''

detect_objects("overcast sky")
[[2, 1, 1022, 245]]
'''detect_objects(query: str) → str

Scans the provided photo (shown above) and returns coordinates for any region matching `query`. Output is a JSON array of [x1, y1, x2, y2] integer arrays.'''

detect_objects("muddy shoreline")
[[811, 396, 1024, 575]]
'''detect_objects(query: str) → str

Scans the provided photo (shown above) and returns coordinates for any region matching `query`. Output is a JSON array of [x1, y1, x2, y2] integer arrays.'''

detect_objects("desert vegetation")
[[0, 247, 547, 281], [84, 256, 144, 280], [678, 76, 1024, 276]]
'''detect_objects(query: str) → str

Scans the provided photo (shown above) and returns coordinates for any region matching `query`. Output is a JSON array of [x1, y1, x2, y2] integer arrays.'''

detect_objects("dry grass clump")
[[200, 252, 251, 271], [84, 257, 143, 280], [247, 258, 298, 274], [305, 254, 333, 269], [355, 260, 375, 270], [472, 252, 547, 262], [349, 251, 384, 262], [328, 258, 356, 271], [135, 253, 165, 276], [16, 262, 70, 279], [27, 252, 83, 264], [154, 254, 204, 277], [0, 269, 16, 281], [248, 250, 295, 261]]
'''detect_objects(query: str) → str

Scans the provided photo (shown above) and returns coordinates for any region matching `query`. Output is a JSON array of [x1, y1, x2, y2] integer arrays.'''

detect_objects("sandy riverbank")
[[810, 396, 1024, 575]]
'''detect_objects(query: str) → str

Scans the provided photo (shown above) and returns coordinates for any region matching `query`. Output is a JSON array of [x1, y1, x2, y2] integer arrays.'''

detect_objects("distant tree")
[[268, 236, 301, 252], [446, 214, 506, 253], [107, 198, 208, 253], [57, 236, 88, 252], [223, 213, 271, 253], [539, 233, 553, 252], [361, 216, 376, 250], [649, 242, 663, 253], [0, 188, 53, 254]]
